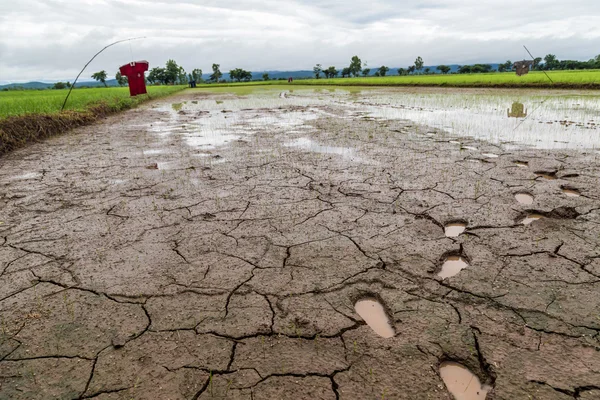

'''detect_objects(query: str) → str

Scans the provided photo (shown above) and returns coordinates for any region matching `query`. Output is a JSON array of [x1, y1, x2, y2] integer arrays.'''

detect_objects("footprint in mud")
[[440, 361, 491, 400], [438, 255, 470, 279], [520, 213, 545, 225], [354, 297, 395, 338], [514, 192, 534, 205], [561, 186, 581, 197], [514, 160, 529, 168], [444, 221, 467, 238], [535, 170, 557, 180]]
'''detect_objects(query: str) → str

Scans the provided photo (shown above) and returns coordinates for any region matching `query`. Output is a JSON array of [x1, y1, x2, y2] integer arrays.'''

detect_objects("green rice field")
[[0, 86, 186, 118], [198, 70, 600, 89]]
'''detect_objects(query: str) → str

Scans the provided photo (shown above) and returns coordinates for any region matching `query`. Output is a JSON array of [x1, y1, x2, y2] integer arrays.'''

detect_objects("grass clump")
[[0, 86, 185, 155]]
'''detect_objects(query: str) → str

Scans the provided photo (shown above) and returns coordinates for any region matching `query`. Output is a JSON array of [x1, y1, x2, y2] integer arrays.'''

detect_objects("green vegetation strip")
[[195, 70, 600, 89], [0, 86, 185, 156]]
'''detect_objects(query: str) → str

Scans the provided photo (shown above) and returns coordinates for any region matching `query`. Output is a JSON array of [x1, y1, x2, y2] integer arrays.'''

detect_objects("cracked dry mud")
[[0, 88, 599, 399]]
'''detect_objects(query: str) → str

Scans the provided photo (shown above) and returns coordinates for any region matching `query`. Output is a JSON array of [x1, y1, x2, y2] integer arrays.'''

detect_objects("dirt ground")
[[0, 88, 599, 399]]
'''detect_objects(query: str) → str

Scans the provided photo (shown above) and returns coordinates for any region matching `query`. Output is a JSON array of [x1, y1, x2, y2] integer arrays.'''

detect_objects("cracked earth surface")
[[0, 88, 599, 399]]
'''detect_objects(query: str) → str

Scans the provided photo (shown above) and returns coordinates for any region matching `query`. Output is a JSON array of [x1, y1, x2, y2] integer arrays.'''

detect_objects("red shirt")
[[119, 61, 149, 96]]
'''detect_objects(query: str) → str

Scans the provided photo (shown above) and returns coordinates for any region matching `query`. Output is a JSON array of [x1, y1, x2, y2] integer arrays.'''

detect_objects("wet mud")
[[0, 87, 599, 399]]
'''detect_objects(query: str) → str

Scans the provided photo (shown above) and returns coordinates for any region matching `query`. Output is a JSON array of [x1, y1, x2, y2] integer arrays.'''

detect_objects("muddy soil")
[[0, 88, 599, 399]]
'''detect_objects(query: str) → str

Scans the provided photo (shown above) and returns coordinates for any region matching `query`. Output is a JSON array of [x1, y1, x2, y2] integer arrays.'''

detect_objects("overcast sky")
[[1, 0, 599, 83]]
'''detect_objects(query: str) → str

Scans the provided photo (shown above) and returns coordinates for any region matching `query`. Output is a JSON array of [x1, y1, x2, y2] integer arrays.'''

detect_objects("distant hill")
[[0, 79, 120, 90]]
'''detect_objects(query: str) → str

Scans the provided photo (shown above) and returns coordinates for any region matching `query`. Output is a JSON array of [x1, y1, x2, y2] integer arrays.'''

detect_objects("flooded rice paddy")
[[1, 86, 599, 399]]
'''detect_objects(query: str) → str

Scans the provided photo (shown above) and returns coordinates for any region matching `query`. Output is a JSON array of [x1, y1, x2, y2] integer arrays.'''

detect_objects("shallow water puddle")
[[521, 213, 545, 225], [440, 361, 491, 400], [438, 256, 469, 279], [285, 138, 355, 158], [514, 161, 529, 168], [562, 187, 581, 197], [515, 193, 534, 205], [445, 222, 467, 237], [535, 171, 557, 180], [462, 146, 478, 151], [482, 153, 498, 158], [354, 298, 395, 338]]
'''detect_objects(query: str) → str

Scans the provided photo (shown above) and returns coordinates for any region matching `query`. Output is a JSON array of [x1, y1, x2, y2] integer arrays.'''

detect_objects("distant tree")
[[458, 65, 472, 74], [414, 57, 424, 73], [115, 71, 128, 86], [313, 64, 322, 79], [424, 67, 431, 74], [397, 68, 407, 76], [177, 66, 188, 85], [163, 59, 181, 84], [341, 67, 351, 78], [323, 66, 338, 78], [349, 56, 362, 77], [471, 64, 493, 73], [436, 65, 451, 74], [229, 68, 252, 82], [52, 82, 67, 89], [374, 71, 381, 77], [147, 67, 166, 85], [498, 60, 512, 72], [378, 66, 389, 77], [533, 57, 542, 70], [362, 68, 371, 77], [543, 54, 559, 70], [262, 73, 270, 81], [407, 65, 416, 74], [210, 64, 222, 82], [91, 70, 108, 87], [191, 68, 203, 82]]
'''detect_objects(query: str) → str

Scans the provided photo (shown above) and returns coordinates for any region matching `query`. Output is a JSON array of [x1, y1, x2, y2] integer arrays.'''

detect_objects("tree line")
[[46, 52, 600, 90]]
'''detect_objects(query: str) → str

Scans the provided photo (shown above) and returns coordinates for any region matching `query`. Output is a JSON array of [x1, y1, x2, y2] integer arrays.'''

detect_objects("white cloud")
[[0, 0, 599, 82]]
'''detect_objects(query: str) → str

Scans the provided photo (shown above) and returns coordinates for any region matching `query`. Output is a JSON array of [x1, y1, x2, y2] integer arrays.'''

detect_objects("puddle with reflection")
[[521, 213, 544, 225], [440, 361, 491, 400], [445, 222, 467, 237], [562, 187, 581, 197], [143, 149, 169, 155], [285, 138, 355, 158], [363, 91, 600, 150], [515, 193, 534, 205], [11, 172, 40, 180], [354, 298, 395, 338], [507, 102, 527, 118], [438, 256, 469, 279]]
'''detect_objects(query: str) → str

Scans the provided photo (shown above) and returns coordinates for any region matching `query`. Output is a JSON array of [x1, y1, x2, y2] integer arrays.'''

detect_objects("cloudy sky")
[[1, 0, 599, 83]]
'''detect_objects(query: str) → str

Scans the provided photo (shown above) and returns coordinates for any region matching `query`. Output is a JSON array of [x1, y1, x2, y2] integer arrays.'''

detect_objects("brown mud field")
[[0, 87, 599, 399]]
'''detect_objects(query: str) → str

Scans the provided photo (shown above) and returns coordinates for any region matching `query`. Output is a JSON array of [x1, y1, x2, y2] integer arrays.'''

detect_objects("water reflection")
[[507, 102, 527, 118]]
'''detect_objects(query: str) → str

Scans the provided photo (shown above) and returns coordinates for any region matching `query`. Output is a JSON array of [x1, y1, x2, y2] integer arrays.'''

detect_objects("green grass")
[[0, 86, 186, 118], [195, 70, 600, 89]]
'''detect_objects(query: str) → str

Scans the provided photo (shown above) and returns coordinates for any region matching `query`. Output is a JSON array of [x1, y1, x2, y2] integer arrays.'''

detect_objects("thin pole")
[[61, 37, 146, 111], [523, 45, 554, 84]]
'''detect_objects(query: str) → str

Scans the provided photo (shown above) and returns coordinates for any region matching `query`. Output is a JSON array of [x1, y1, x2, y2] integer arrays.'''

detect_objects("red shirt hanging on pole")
[[119, 60, 149, 96]]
